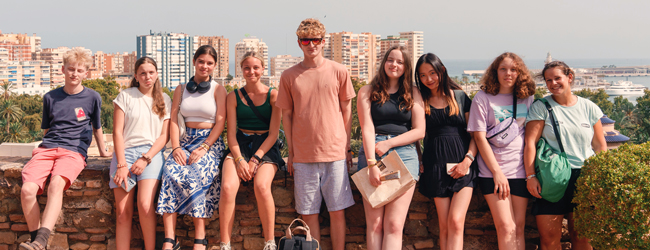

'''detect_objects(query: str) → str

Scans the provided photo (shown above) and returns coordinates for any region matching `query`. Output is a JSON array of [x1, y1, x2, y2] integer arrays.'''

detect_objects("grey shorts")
[[293, 160, 355, 215]]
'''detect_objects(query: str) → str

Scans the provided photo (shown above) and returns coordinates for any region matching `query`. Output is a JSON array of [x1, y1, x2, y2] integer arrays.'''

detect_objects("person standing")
[[276, 18, 356, 250]]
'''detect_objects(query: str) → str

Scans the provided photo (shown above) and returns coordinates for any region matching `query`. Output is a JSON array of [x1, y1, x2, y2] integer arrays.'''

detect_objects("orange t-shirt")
[[276, 59, 356, 163]]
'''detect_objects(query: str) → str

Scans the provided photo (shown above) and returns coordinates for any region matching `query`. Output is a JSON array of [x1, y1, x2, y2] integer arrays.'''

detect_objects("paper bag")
[[351, 151, 416, 208]]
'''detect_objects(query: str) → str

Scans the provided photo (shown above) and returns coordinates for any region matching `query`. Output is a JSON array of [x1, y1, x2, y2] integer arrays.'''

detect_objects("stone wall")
[[0, 157, 571, 250]]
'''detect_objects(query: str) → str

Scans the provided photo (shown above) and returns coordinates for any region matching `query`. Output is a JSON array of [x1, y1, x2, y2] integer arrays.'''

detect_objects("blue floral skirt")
[[156, 128, 225, 218]]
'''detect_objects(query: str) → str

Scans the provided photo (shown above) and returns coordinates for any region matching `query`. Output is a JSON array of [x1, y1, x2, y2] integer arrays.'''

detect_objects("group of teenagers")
[[17, 18, 606, 250]]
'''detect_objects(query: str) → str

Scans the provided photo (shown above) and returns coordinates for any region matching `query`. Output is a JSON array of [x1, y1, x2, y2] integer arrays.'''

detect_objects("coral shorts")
[[22, 147, 86, 195]]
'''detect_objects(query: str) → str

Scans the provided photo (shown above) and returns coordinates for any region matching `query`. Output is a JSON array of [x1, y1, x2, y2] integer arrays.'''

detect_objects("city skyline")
[[1, 0, 648, 65]]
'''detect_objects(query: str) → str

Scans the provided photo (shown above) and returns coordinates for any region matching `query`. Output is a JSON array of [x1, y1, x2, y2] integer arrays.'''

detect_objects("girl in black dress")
[[415, 53, 478, 250]]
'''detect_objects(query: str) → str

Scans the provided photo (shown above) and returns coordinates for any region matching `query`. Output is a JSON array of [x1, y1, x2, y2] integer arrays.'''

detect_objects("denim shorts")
[[109, 144, 164, 189], [357, 134, 420, 181]]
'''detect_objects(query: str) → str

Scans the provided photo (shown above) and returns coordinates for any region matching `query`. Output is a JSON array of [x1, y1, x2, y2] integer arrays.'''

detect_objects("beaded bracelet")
[[140, 153, 152, 165]]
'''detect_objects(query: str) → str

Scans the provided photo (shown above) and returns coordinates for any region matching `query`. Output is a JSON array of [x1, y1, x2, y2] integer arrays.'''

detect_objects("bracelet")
[[141, 153, 152, 165], [367, 159, 377, 167], [253, 154, 262, 162], [234, 156, 244, 162], [251, 158, 260, 165], [465, 152, 475, 162], [172, 147, 182, 153], [117, 163, 128, 169], [200, 143, 210, 151], [526, 174, 537, 181]]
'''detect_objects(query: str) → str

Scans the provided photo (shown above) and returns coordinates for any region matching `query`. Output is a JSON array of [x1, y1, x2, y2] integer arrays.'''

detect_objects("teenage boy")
[[20, 47, 110, 250], [276, 18, 355, 250]]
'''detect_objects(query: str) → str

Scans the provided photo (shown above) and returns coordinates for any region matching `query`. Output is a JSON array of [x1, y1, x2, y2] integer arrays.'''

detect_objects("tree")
[[224, 84, 237, 93], [534, 87, 548, 99], [350, 79, 365, 140], [633, 90, 650, 143], [0, 80, 16, 101], [83, 77, 121, 134], [226, 74, 233, 81], [162, 87, 173, 99], [574, 88, 613, 117], [0, 100, 24, 133], [3, 122, 27, 143]]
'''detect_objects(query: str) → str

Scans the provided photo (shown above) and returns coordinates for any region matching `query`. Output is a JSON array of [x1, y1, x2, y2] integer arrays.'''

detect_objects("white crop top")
[[180, 79, 217, 123]]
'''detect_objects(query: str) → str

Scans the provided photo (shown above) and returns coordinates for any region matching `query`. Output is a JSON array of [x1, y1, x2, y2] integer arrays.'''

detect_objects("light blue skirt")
[[156, 128, 225, 218]]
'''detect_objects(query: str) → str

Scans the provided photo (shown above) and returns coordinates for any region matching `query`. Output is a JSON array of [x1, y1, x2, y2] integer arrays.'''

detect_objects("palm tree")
[[4, 122, 27, 143], [0, 100, 24, 133], [0, 80, 15, 101]]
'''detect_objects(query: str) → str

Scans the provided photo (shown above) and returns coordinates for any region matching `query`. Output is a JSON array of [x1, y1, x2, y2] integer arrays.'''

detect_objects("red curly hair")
[[480, 52, 535, 99]]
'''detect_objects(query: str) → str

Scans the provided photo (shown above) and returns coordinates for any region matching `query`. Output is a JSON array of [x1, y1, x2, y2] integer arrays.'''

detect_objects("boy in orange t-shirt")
[[276, 18, 356, 250]]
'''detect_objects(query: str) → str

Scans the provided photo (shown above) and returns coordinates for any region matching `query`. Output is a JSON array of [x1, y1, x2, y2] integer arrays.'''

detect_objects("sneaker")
[[19, 241, 45, 250], [263, 240, 277, 250], [220, 242, 231, 250]]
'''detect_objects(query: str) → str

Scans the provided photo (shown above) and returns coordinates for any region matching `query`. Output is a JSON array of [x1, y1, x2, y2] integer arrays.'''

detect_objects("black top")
[[371, 93, 411, 135], [40, 87, 103, 158]]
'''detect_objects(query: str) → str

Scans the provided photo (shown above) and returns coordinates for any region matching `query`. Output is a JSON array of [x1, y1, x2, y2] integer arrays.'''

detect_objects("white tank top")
[[180, 80, 217, 123]]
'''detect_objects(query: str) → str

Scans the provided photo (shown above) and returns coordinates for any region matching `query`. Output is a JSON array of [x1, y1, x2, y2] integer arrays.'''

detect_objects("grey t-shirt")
[[526, 96, 603, 169], [40, 87, 102, 158]]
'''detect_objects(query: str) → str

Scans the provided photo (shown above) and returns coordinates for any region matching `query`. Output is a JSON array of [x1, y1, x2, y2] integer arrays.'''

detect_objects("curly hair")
[[539, 61, 575, 86], [415, 53, 462, 116], [370, 46, 414, 111], [480, 52, 535, 99], [296, 18, 326, 38], [129, 57, 166, 119]]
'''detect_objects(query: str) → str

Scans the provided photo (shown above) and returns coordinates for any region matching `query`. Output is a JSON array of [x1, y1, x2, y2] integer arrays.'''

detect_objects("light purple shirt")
[[467, 90, 533, 178]]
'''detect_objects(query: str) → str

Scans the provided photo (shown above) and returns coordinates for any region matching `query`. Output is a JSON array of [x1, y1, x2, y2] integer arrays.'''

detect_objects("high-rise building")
[[123, 51, 137, 75], [137, 31, 195, 88], [32, 47, 67, 86], [196, 36, 229, 78], [270, 55, 302, 77], [324, 31, 380, 83], [0, 32, 41, 61], [0, 60, 53, 95], [399, 31, 424, 68], [0, 48, 8, 62], [235, 37, 268, 78]]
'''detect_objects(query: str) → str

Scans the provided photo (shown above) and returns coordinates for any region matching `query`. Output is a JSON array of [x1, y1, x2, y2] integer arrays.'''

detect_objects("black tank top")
[[370, 93, 412, 135]]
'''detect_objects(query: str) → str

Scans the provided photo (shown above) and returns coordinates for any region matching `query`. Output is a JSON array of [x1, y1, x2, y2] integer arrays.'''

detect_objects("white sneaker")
[[220, 242, 231, 250], [263, 240, 277, 250]]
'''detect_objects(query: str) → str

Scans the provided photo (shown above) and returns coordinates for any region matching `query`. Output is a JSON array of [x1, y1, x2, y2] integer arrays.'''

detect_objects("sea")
[[444, 58, 650, 105]]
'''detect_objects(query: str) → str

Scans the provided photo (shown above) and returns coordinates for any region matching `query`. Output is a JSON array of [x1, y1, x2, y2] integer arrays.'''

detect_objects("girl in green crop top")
[[218, 51, 285, 250]]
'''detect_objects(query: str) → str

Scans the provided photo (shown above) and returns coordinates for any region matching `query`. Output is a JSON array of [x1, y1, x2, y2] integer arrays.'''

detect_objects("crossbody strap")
[[239, 87, 271, 125], [486, 93, 517, 140], [538, 98, 565, 153]]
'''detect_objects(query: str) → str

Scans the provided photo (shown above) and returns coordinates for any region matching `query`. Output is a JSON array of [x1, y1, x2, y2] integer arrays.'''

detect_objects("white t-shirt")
[[113, 87, 172, 148]]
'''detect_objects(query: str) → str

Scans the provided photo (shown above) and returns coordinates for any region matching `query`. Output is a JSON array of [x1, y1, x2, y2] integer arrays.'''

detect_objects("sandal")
[[263, 240, 277, 250], [19, 241, 45, 250], [220, 242, 231, 250], [163, 237, 181, 250], [194, 238, 208, 249]]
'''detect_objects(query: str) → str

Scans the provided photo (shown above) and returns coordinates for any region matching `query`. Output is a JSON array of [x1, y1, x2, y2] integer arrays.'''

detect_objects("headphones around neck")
[[186, 76, 212, 94]]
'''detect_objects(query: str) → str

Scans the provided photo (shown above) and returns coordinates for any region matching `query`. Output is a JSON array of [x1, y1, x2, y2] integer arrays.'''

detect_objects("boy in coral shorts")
[[19, 47, 110, 250]]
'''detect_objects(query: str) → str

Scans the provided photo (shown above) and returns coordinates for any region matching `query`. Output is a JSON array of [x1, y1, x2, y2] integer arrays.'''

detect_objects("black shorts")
[[532, 169, 581, 216], [478, 177, 533, 199]]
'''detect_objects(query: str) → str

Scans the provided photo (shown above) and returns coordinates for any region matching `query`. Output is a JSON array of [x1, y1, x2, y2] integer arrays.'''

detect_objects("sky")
[[2, 0, 649, 66]]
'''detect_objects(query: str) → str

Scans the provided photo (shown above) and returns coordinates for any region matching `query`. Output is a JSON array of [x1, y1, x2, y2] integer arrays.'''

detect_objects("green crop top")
[[236, 89, 272, 130]]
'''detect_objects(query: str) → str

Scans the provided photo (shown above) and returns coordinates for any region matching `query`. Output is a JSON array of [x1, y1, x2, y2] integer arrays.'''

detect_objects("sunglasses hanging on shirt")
[[186, 76, 212, 94]]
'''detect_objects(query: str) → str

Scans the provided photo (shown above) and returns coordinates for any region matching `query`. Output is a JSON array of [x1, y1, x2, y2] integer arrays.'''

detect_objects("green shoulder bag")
[[535, 98, 572, 203]]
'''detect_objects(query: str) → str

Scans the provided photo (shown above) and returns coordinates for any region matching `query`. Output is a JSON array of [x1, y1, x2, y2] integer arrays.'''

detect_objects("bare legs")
[[114, 179, 159, 250], [537, 213, 592, 250], [363, 185, 416, 250], [220, 156, 278, 244], [484, 194, 528, 250], [21, 175, 68, 232], [302, 211, 348, 250], [433, 187, 473, 250]]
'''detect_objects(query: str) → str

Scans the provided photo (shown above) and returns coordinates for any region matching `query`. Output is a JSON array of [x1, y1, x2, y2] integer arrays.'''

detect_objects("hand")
[[172, 147, 187, 166], [113, 166, 130, 188], [188, 147, 207, 165], [493, 172, 510, 200], [449, 159, 471, 179], [236, 158, 252, 181], [374, 141, 392, 157], [346, 150, 353, 172], [99, 148, 111, 157], [130, 158, 148, 175], [527, 177, 542, 199], [247, 159, 259, 179], [287, 154, 294, 176], [368, 165, 381, 187]]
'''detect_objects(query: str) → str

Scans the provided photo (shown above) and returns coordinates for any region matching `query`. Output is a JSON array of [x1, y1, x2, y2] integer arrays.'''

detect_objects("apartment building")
[[0, 32, 41, 61], [196, 36, 229, 78], [270, 55, 302, 76], [324, 31, 380, 83], [399, 31, 424, 69], [0, 60, 53, 95], [137, 31, 195, 88], [234, 37, 268, 77]]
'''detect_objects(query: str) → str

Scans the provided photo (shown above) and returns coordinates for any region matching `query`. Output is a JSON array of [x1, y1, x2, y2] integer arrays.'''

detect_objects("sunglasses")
[[299, 38, 324, 46]]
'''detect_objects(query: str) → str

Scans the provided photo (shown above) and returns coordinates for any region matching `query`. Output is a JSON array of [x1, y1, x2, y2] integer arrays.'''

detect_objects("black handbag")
[[239, 88, 285, 149], [278, 219, 319, 250]]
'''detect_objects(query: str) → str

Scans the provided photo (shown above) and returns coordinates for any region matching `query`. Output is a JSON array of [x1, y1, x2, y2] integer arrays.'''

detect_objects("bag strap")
[[538, 98, 565, 153], [239, 87, 271, 125], [285, 219, 312, 240], [486, 93, 518, 140]]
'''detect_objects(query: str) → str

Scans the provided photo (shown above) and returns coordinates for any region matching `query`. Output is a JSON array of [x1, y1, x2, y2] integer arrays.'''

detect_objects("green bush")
[[574, 143, 650, 249]]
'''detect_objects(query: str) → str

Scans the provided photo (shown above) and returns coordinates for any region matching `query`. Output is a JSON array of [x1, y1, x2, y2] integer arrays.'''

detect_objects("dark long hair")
[[369, 45, 414, 111], [193, 45, 218, 63], [414, 53, 462, 115], [129, 57, 166, 118]]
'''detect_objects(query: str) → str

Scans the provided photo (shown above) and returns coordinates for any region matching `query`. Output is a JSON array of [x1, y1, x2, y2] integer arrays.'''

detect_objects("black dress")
[[419, 90, 478, 198]]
